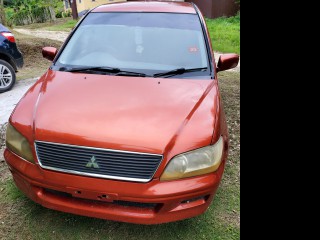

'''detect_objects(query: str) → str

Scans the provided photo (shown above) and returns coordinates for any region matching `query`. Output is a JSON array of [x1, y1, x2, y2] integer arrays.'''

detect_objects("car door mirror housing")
[[42, 47, 58, 62], [217, 54, 239, 72]]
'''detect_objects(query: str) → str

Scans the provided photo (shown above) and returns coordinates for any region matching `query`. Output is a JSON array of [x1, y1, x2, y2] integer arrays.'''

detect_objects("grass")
[[14, 17, 74, 30], [44, 19, 78, 32], [0, 71, 240, 240], [206, 14, 240, 54]]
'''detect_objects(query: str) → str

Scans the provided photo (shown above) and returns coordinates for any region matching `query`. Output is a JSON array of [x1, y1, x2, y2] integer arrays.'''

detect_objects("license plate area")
[[66, 187, 119, 203]]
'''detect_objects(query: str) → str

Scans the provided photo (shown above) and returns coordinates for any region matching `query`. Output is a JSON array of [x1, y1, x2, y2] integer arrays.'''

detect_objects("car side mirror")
[[42, 47, 58, 61], [217, 54, 239, 72]]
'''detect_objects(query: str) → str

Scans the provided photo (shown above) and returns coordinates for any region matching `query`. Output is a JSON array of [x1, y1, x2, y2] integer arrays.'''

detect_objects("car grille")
[[35, 141, 163, 183]]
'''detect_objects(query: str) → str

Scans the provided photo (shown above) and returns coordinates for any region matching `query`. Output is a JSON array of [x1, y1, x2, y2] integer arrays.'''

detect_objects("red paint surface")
[[4, 2, 233, 224], [93, 1, 196, 14], [5, 149, 226, 224]]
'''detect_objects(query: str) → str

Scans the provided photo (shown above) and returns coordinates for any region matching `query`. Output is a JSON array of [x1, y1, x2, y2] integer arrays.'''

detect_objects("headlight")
[[161, 136, 224, 181], [6, 123, 34, 163]]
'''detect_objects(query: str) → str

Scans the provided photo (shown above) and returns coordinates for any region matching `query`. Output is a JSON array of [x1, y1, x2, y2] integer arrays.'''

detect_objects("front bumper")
[[4, 149, 225, 224]]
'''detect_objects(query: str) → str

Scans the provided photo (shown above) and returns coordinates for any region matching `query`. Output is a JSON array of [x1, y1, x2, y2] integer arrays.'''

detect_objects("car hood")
[[32, 70, 217, 154]]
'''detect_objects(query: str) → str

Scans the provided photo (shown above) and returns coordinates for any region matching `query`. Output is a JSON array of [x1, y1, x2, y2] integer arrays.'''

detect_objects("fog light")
[[181, 196, 207, 204]]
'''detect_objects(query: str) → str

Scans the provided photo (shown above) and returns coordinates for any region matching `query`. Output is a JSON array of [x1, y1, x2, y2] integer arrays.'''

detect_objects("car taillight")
[[1, 32, 16, 43]]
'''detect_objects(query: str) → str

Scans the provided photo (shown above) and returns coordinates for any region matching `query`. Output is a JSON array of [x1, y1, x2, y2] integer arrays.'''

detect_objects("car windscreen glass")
[[55, 12, 210, 76]]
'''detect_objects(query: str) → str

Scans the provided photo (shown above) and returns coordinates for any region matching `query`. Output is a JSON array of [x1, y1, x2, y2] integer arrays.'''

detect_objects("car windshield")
[[56, 12, 210, 76]]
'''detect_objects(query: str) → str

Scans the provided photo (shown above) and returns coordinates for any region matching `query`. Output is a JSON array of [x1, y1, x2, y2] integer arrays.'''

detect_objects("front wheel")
[[0, 59, 16, 93]]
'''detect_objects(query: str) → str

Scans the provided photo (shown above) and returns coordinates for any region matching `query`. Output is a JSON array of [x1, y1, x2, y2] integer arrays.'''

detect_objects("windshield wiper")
[[114, 70, 150, 78], [63, 66, 121, 73], [153, 67, 208, 78], [61, 66, 149, 77]]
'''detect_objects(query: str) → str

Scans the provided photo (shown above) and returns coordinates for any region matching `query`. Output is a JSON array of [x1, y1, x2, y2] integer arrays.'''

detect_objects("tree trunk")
[[0, 0, 6, 25], [49, 6, 56, 22], [70, 0, 78, 20]]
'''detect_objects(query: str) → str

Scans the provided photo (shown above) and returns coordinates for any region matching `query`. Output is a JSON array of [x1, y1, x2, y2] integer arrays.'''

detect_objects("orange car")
[[4, 2, 239, 224]]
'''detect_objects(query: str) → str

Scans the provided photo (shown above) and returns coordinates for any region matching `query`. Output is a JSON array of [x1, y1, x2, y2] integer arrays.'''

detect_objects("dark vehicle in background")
[[0, 24, 24, 93]]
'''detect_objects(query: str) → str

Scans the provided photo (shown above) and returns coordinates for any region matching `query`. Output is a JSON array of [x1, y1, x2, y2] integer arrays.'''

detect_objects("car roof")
[[92, 1, 196, 14]]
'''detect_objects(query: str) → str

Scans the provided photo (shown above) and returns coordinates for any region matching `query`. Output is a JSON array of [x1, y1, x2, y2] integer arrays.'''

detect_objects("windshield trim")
[[52, 11, 214, 79], [192, 3, 214, 79]]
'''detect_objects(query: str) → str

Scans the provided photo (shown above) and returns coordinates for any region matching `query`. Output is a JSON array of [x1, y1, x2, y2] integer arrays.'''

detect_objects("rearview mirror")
[[217, 54, 239, 72], [42, 47, 58, 62]]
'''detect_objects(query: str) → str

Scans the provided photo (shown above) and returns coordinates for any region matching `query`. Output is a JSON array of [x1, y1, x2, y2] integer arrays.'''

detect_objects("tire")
[[0, 59, 16, 93]]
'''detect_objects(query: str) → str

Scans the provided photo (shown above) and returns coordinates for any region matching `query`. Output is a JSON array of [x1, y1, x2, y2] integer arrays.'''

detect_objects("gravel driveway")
[[0, 78, 38, 125], [14, 28, 69, 42]]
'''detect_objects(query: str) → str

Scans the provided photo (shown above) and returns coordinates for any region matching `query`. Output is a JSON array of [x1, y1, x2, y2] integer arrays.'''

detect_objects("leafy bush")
[[9, 7, 55, 25], [62, 11, 71, 18], [56, 11, 63, 18], [4, 0, 58, 26]]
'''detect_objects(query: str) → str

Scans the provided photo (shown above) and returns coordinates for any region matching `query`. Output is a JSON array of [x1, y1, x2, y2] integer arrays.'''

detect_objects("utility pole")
[[70, 0, 78, 20]]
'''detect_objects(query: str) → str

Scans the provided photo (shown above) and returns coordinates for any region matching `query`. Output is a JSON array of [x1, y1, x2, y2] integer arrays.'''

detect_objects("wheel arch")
[[0, 52, 17, 71]]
